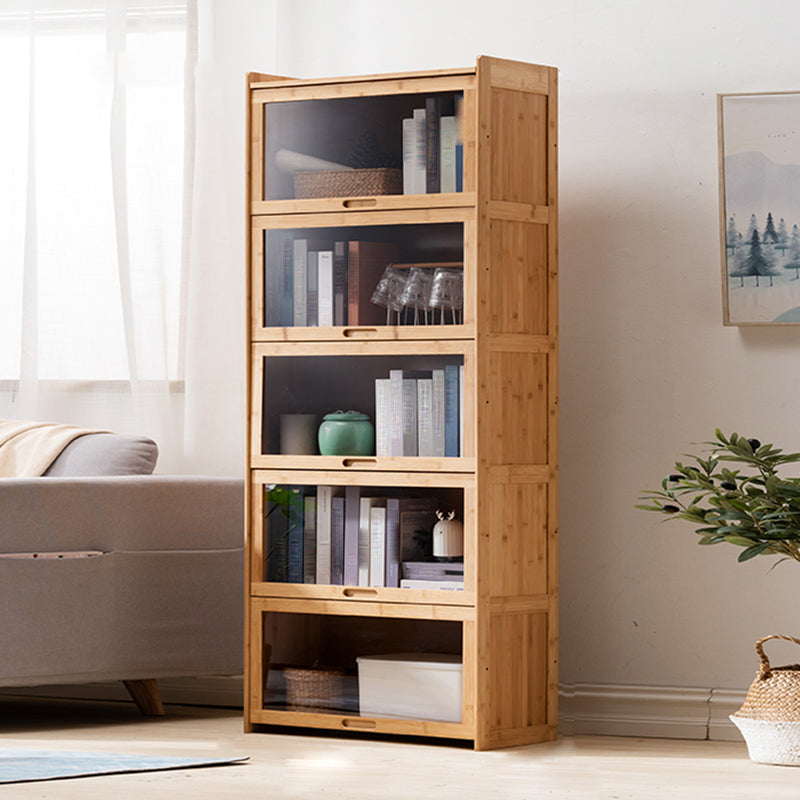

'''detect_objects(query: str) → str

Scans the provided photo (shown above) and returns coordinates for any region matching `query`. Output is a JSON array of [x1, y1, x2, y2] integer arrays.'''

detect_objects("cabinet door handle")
[[341, 718, 377, 729], [342, 457, 377, 468], [342, 587, 378, 598], [342, 327, 378, 338], [342, 198, 377, 208]]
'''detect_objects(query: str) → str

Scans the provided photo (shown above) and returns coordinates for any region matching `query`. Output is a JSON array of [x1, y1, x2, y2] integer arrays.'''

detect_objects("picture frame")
[[718, 91, 800, 325]]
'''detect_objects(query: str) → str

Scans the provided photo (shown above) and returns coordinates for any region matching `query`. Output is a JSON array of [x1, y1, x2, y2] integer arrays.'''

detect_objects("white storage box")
[[356, 652, 462, 723]]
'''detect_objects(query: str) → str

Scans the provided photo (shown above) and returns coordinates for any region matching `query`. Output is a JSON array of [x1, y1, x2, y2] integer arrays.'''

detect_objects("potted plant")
[[637, 429, 800, 565], [638, 429, 800, 764]]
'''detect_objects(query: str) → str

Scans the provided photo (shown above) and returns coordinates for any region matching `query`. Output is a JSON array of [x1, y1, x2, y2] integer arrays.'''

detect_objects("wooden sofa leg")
[[123, 679, 165, 716]]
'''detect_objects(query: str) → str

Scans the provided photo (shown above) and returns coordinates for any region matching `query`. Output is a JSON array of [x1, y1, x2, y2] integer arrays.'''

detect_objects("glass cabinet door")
[[254, 219, 468, 332], [256, 480, 466, 591], [258, 90, 467, 203], [260, 611, 464, 724]]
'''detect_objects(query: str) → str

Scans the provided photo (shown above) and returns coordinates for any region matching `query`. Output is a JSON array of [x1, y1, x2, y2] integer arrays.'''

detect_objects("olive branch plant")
[[636, 429, 800, 566]]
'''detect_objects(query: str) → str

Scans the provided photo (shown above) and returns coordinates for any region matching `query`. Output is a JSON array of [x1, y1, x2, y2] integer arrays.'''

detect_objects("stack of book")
[[402, 94, 464, 194], [265, 487, 439, 588], [375, 365, 462, 458], [264, 236, 399, 328], [400, 560, 464, 591]]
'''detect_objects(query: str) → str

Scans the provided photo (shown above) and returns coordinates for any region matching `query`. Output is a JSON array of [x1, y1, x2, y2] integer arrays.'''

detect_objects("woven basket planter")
[[293, 168, 403, 199], [283, 667, 344, 712], [731, 635, 800, 765]]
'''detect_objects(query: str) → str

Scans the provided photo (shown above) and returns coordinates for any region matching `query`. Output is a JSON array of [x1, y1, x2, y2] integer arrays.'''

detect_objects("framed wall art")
[[718, 91, 800, 325]]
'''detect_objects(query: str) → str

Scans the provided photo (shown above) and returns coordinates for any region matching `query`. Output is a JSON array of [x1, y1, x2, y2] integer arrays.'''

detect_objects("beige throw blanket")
[[0, 420, 107, 478]]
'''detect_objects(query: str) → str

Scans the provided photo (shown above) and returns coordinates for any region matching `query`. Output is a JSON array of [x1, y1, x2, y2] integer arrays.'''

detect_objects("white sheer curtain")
[[0, 1, 198, 473]]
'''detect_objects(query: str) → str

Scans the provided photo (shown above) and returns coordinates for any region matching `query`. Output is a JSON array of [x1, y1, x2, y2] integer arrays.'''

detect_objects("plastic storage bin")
[[356, 652, 462, 723]]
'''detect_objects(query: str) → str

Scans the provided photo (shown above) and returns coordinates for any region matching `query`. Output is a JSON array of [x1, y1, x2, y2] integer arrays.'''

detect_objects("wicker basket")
[[283, 666, 344, 712], [731, 635, 800, 765], [293, 168, 403, 199]]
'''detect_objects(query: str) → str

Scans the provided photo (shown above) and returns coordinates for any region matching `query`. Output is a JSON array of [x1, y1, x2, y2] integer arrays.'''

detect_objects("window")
[[0, 2, 190, 381]]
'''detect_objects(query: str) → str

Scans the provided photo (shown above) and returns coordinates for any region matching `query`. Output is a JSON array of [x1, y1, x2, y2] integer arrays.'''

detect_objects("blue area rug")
[[0, 748, 248, 783]]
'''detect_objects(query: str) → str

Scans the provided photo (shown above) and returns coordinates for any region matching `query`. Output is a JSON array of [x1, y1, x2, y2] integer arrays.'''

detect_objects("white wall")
[[206, 0, 800, 692]]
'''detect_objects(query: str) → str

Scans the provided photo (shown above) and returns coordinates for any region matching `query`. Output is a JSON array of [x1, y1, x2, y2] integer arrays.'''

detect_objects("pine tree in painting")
[[777, 218, 789, 255], [763, 211, 779, 244], [784, 224, 800, 279], [726, 216, 739, 255], [743, 229, 773, 287], [746, 214, 759, 243]]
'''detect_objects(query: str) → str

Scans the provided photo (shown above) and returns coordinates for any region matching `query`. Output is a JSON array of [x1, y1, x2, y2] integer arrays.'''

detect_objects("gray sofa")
[[0, 433, 244, 714]]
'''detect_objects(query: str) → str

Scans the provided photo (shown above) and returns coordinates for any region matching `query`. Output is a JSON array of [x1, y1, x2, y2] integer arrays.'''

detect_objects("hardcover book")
[[292, 238, 308, 327], [343, 486, 360, 585], [347, 241, 399, 326]]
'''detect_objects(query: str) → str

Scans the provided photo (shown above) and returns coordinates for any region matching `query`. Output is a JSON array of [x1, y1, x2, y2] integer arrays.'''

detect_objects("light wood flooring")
[[1, 695, 798, 798]]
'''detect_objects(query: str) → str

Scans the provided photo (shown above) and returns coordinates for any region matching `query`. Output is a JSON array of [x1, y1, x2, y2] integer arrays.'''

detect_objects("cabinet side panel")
[[489, 219, 548, 335], [486, 610, 549, 733], [487, 481, 548, 597], [490, 88, 548, 206], [486, 351, 549, 465]]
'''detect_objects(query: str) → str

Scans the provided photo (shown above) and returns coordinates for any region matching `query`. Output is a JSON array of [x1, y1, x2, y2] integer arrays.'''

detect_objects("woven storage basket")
[[283, 666, 344, 712], [731, 635, 800, 765], [293, 168, 403, 199]]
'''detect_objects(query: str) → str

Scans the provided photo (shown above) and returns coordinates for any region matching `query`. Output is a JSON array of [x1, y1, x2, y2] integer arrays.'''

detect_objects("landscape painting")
[[719, 92, 800, 325]]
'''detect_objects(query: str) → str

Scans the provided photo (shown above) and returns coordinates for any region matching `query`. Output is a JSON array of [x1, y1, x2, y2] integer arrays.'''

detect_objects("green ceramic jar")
[[317, 410, 375, 456]]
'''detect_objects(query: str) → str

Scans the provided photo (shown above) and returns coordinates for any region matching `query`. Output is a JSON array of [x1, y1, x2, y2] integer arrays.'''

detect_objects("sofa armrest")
[[0, 476, 244, 553]]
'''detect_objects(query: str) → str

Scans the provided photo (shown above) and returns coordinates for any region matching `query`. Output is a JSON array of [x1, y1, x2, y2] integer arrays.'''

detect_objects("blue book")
[[444, 364, 460, 457], [286, 487, 305, 584]]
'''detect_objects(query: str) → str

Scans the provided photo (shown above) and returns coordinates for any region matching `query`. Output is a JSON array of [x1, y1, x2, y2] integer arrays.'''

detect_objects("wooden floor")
[[1, 696, 798, 798]]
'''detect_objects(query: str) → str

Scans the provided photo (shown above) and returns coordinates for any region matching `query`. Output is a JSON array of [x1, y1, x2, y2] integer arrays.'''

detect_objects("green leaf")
[[738, 543, 772, 562]]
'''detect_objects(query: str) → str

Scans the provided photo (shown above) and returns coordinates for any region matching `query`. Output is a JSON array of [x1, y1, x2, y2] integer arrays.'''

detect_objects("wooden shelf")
[[244, 55, 558, 751]]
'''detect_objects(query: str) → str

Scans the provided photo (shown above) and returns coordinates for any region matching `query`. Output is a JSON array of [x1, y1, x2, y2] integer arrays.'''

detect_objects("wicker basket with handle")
[[731, 634, 800, 765]]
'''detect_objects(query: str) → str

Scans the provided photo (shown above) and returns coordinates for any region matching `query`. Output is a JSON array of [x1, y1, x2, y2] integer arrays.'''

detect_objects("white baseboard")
[[3, 677, 745, 743], [559, 683, 746, 742]]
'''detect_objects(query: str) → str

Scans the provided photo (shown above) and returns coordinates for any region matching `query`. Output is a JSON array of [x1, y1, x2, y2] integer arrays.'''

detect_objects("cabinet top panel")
[[249, 66, 477, 91], [248, 56, 556, 95]]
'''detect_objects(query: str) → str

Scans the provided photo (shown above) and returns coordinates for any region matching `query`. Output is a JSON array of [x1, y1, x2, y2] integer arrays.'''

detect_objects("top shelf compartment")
[[249, 74, 476, 212]]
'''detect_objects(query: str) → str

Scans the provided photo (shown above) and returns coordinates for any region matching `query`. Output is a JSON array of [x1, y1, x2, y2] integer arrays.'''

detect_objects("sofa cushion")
[[43, 433, 158, 477]]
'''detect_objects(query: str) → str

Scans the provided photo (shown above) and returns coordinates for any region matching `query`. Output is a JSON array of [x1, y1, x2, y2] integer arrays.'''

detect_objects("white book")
[[375, 378, 391, 457], [306, 250, 318, 327], [417, 378, 434, 457], [413, 108, 426, 195], [388, 369, 404, 457], [317, 250, 334, 327], [402, 117, 415, 195], [432, 369, 446, 457], [292, 238, 307, 327], [401, 376, 418, 457], [316, 485, 333, 584], [369, 505, 387, 587], [400, 579, 464, 591], [440, 115, 456, 193], [358, 497, 380, 586]]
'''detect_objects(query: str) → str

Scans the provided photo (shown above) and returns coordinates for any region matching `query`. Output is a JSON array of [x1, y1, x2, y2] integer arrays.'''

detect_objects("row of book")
[[264, 235, 399, 328], [402, 94, 464, 195], [265, 487, 462, 589], [375, 365, 463, 458]]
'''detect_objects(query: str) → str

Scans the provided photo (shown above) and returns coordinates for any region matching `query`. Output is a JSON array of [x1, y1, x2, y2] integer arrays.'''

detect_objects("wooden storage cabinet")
[[245, 56, 558, 750]]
